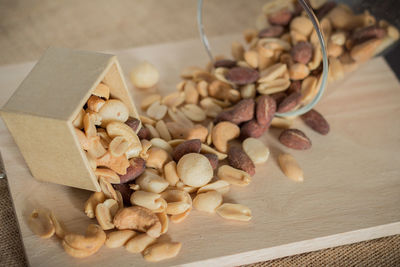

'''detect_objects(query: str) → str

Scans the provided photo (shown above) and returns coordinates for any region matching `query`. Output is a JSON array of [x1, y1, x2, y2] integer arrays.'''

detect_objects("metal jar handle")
[[197, 0, 329, 117]]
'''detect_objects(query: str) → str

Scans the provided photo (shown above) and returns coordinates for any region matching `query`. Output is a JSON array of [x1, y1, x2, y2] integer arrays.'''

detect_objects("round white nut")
[[125, 233, 156, 253], [28, 208, 55, 239], [193, 190, 223, 213], [98, 99, 129, 127], [212, 121, 240, 153], [105, 230, 137, 248], [242, 138, 270, 164], [143, 241, 182, 262], [216, 203, 252, 222], [130, 61, 159, 89], [135, 170, 169, 193], [176, 153, 213, 187], [130, 191, 167, 212]]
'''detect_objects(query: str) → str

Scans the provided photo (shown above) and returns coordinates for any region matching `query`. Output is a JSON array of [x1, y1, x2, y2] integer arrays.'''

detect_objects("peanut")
[[278, 153, 304, 182], [135, 170, 169, 194], [217, 165, 251, 186], [242, 138, 270, 164], [142, 241, 182, 262], [146, 101, 168, 120], [193, 190, 223, 213], [130, 191, 167, 212], [216, 203, 252, 222]]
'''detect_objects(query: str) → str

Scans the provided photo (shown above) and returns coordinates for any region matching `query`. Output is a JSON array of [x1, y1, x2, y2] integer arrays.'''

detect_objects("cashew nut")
[[212, 121, 240, 153], [113, 206, 162, 238], [87, 95, 106, 112], [28, 208, 55, 239], [156, 212, 169, 234], [98, 177, 118, 200], [63, 224, 106, 257], [106, 121, 142, 158], [94, 168, 120, 184], [95, 199, 118, 230], [49, 211, 67, 239], [146, 147, 171, 170], [130, 191, 167, 212], [125, 233, 156, 253], [105, 230, 137, 248], [84, 192, 106, 219]]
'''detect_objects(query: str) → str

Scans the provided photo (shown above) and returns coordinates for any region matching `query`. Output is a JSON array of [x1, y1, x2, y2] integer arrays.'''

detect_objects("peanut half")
[[278, 153, 304, 182], [216, 203, 252, 222]]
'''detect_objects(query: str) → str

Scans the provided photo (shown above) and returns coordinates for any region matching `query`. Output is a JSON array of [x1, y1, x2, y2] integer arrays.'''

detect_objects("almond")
[[301, 109, 330, 135], [227, 146, 255, 176], [279, 129, 312, 150], [226, 67, 259, 85]]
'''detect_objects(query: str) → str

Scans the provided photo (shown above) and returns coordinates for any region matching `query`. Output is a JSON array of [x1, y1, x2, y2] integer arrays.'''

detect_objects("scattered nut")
[[28, 208, 55, 239], [215, 99, 255, 125], [142, 241, 182, 262], [155, 120, 172, 141], [177, 153, 213, 187], [279, 129, 312, 150], [93, 83, 110, 100], [197, 180, 230, 195], [217, 165, 251, 186], [180, 104, 206, 122], [226, 67, 259, 85], [212, 121, 240, 153], [301, 109, 330, 135], [105, 230, 137, 248], [216, 203, 252, 222], [130, 61, 159, 89], [146, 101, 168, 120], [278, 153, 304, 182], [113, 206, 161, 238], [256, 95, 276, 127], [173, 139, 201, 161], [118, 157, 146, 183], [150, 138, 173, 155], [146, 147, 170, 170], [193, 190, 223, 213], [203, 153, 219, 170], [84, 192, 106, 219], [240, 119, 268, 138], [227, 146, 255, 176], [163, 161, 180, 186], [291, 41, 313, 64], [125, 233, 156, 253], [130, 191, 167, 212], [135, 170, 169, 194], [242, 138, 270, 164]]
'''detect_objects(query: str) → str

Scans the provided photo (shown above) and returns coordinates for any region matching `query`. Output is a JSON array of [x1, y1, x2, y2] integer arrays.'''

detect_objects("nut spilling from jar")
[[31, 0, 399, 263]]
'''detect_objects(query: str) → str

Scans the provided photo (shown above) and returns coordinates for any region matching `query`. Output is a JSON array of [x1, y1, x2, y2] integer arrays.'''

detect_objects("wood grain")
[[0, 35, 399, 266]]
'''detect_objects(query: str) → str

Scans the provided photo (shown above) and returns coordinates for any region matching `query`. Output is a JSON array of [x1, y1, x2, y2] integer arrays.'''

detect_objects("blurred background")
[[0, 0, 399, 266]]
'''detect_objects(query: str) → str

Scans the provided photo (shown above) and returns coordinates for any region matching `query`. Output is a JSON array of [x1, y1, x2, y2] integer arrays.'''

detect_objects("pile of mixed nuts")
[[28, 0, 399, 263]]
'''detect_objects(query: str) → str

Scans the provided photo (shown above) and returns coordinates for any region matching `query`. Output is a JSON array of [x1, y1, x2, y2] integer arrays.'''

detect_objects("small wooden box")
[[0, 47, 140, 191]]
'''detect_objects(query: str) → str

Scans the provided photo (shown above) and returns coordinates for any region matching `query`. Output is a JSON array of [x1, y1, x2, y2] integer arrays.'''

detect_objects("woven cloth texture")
[[0, 0, 399, 266]]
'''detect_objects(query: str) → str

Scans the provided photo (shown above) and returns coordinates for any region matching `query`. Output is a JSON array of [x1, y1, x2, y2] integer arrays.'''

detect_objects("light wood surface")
[[0, 35, 400, 266]]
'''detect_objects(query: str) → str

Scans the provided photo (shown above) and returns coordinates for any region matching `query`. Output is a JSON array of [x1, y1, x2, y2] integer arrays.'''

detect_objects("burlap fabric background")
[[0, 0, 399, 266]]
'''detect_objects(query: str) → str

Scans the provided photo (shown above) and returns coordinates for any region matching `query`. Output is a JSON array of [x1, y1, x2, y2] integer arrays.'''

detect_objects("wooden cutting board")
[[1, 35, 400, 267]]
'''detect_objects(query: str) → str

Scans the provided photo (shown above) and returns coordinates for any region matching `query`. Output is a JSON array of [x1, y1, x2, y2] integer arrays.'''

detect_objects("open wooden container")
[[0, 47, 140, 191]]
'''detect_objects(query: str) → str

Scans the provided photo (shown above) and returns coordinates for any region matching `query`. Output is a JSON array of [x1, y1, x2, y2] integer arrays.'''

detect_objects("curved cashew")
[[212, 122, 240, 153], [170, 207, 191, 224], [98, 177, 118, 200], [130, 191, 167, 212], [94, 168, 120, 184], [97, 128, 112, 149], [84, 192, 106, 219], [156, 212, 169, 234], [63, 224, 106, 257], [125, 233, 156, 253], [49, 211, 67, 239], [28, 208, 55, 239], [105, 230, 137, 248], [95, 199, 118, 230], [146, 147, 171, 170], [113, 206, 162, 238], [98, 99, 129, 127], [106, 121, 142, 158], [96, 151, 130, 175], [135, 170, 169, 194], [72, 108, 85, 129], [87, 95, 105, 112]]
